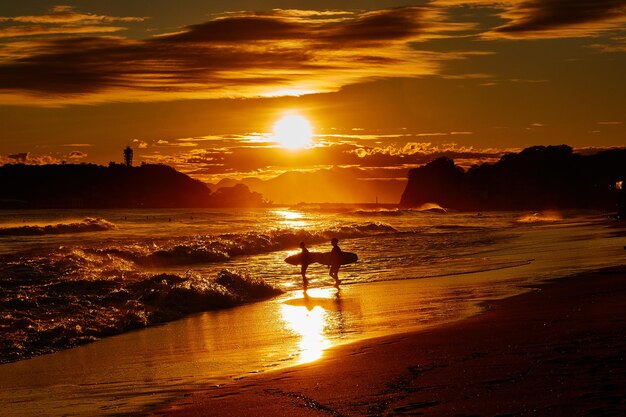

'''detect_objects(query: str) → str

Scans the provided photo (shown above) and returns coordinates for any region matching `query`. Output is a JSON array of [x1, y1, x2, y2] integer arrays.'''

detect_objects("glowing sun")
[[273, 114, 313, 149]]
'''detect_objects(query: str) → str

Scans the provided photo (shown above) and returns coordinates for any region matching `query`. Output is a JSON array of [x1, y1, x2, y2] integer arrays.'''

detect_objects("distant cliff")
[[400, 145, 626, 212], [0, 163, 265, 208]]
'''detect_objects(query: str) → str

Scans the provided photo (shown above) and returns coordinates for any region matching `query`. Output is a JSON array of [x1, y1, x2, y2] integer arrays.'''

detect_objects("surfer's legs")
[[301, 264, 309, 291], [329, 265, 340, 287]]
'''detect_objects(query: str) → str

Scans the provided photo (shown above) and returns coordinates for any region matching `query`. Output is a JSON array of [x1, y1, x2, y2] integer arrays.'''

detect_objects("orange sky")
[[1, 1, 625, 202]]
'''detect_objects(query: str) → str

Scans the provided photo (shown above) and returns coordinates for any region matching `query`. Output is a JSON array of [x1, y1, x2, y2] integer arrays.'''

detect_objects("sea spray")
[[0, 270, 283, 364]]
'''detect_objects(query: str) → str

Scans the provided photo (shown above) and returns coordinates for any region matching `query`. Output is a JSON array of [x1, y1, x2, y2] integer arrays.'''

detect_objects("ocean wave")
[[0, 270, 283, 364], [0, 218, 115, 236], [352, 206, 448, 216], [352, 209, 407, 216], [517, 211, 563, 223], [0, 222, 397, 286], [72, 222, 398, 268]]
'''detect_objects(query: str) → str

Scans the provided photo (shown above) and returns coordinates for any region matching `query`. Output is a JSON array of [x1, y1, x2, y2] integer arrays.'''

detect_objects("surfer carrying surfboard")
[[284, 240, 356, 289], [329, 238, 342, 288], [299, 241, 310, 291]]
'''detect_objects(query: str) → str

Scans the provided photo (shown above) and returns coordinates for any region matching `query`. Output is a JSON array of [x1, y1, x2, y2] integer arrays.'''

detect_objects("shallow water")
[[0, 208, 515, 363], [0, 208, 625, 416]]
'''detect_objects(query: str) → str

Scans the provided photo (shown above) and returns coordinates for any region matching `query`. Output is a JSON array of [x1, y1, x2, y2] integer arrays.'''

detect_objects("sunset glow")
[[272, 115, 313, 149], [1, 2, 626, 417]]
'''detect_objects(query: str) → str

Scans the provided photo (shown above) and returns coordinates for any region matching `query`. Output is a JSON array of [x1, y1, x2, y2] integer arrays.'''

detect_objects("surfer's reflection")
[[282, 292, 348, 363], [331, 292, 346, 336], [299, 241, 310, 292], [302, 292, 346, 335]]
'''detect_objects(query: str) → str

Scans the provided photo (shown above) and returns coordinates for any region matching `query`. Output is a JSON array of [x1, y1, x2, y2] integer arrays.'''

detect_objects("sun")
[[272, 114, 313, 149]]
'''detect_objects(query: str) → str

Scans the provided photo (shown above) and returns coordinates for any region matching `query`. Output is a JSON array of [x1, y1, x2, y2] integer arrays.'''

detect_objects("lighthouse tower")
[[123, 146, 133, 167]]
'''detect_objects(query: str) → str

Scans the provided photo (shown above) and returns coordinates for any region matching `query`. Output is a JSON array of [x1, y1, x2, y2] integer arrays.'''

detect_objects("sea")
[[0, 207, 625, 416]]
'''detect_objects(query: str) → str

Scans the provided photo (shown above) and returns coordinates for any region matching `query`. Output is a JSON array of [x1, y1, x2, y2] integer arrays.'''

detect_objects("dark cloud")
[[495, 0, 626, 36], [318, 7, 427, 43], [169, 8, 430, 44], [7, 152, 29, 163], [166, 17, 305, 42], [435, 0, 626, 38]]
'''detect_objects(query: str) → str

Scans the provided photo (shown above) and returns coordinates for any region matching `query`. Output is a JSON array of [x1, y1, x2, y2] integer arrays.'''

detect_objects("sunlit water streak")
[[0, 208, 625, 416]]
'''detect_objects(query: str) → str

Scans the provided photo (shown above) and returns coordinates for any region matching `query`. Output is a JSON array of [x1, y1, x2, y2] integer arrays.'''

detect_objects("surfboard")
[[284, 251, 358, 266], [315, 251, 358, 266], [284, 251, 322, 266]]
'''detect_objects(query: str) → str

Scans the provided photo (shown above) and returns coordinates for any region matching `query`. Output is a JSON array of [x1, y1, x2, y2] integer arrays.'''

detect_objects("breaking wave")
[[352, 209, 407, 217], [517, 211, 563, 223], [0, 218, 115, 236], [352, 206, 448, 216], [0, 270, 282, 364], [137, 222, 396, 266], [36, 222, 397, 270], [0, 222, 397, 284]]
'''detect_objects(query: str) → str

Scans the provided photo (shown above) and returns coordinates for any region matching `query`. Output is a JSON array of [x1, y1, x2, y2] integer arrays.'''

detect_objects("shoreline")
[[142, 265, 626, 416]]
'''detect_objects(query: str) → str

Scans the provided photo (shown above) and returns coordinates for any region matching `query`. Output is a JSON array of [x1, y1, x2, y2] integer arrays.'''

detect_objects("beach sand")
[[143, 266, 626, 417]]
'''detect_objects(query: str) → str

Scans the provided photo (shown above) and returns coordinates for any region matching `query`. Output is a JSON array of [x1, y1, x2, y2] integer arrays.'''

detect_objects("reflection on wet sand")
[[280, 288, 359, 363]]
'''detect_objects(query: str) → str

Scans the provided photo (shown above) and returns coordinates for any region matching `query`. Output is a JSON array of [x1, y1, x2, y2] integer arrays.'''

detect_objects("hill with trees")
[[400, 145, 626, 212], [0, 163, 266, 208]]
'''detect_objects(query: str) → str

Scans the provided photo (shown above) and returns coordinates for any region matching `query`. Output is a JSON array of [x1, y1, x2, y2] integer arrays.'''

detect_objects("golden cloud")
[[0, 7, 480, 106], [0, 5, 145, 25]]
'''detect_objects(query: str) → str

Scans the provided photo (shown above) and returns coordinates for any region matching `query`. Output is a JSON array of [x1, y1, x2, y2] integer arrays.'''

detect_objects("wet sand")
[[144, 266, 626, 417]]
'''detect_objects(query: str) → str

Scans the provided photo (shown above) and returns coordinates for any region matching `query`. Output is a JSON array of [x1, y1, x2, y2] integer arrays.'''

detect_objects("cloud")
[[0, 5, 144, 39], [7, 152, 29, 163], [132, 139, 149, 149], [1, 152, 59, 165], [493, 0, 626, 39], [587, 41, 626, 52], [138, 140, 509, 184], [0, 5, 145, 25], [0, 25, 127, 38], [0, 7, 480, 105], [67, 151, 87, 159], [436, 0, 626, 39]]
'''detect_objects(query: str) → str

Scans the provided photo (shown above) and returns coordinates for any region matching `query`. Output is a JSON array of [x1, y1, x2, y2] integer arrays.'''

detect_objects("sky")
[[0, 1, 625, 202]]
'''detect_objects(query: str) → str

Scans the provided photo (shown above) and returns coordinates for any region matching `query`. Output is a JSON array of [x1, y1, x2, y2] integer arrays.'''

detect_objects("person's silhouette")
[[299, 241, 310, 292], [329, 237, 342, 288]]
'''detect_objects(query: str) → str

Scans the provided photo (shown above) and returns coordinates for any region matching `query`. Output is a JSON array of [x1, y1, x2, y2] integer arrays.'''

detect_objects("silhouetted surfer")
[[299, 242, 310, 292], [329, 238, 341, 288]]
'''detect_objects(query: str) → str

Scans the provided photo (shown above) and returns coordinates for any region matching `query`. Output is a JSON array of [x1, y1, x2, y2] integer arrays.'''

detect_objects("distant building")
[[123, 146, 133, 167]]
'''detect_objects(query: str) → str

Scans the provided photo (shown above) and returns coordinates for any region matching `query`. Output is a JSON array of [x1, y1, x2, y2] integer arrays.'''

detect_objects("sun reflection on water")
[[273, 210, 308, 228], [279, 288, 356, 364]]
